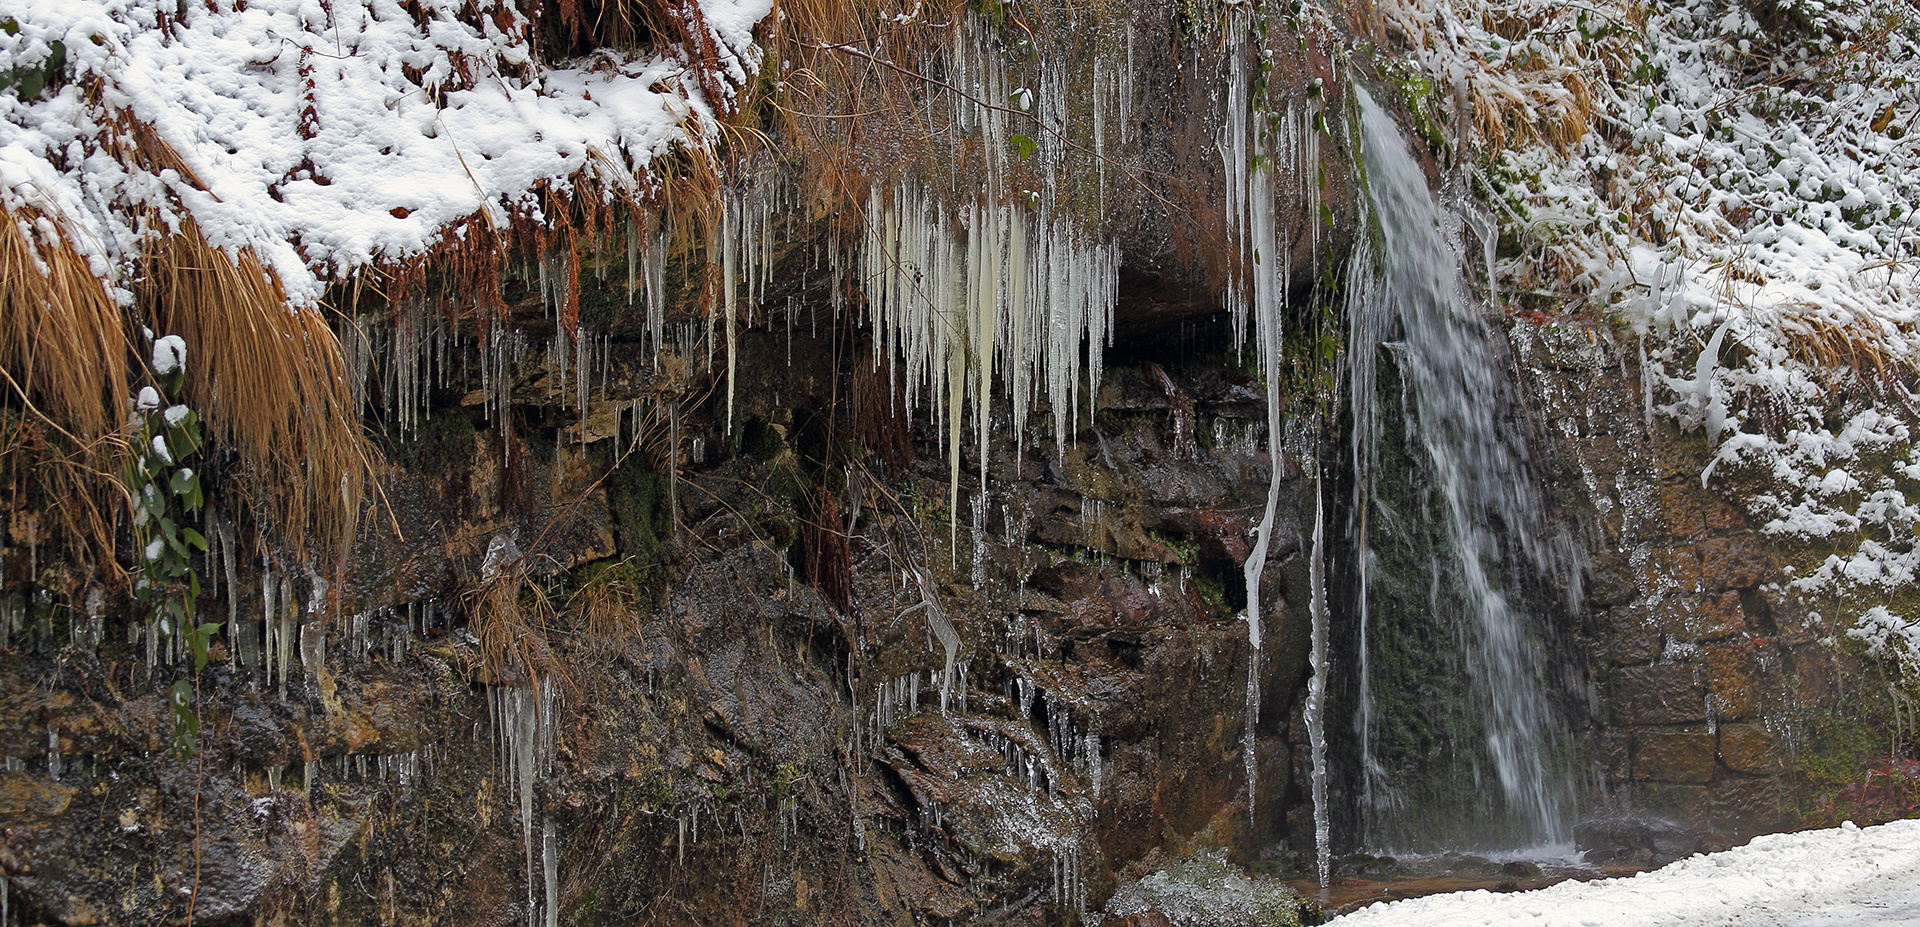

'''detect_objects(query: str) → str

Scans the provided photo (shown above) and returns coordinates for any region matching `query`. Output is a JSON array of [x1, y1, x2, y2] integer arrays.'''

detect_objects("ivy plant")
[[127, 333, 215, 759]]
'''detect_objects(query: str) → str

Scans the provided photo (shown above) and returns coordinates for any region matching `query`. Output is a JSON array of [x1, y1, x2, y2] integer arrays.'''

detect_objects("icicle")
[[262, 566, 276, 684], [576, 326, 588, 437], [907, 564, 961, 713], [1307, 468, 1330, 887], [720, 194, 738, 434], [861, 183, 1115, 468]]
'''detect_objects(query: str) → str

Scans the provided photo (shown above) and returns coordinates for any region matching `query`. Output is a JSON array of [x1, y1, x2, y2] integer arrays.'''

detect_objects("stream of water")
[[1342, 86, 1575, 852]]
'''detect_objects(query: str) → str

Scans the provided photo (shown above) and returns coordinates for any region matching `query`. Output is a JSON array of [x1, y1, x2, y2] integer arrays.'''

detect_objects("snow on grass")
[[0, 0, 774, 307], [1326, 819, 1920, 927], [1381, 0, 1920, 672]]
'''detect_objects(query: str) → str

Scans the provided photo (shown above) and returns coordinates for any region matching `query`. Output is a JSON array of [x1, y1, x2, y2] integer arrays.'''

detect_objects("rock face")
[[0, 4, 1369, 923], [0, 316, 1318, 924], [1508, 319, 1860, 861]]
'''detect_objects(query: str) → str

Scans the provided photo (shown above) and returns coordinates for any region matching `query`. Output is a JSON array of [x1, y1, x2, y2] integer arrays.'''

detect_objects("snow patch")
[[1328, 819, 1920, 927]]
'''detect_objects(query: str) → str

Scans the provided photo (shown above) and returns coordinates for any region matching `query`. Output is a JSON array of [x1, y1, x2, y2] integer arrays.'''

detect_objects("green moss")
[[1190, 564, 1238, 617], [1366, 57, 1444, 154], [607, 453, 674, 588], [760, 515, 797, 550], [738, 415, 786, 463], [386, 410, 477, 478], [576, 272, 629, 332]]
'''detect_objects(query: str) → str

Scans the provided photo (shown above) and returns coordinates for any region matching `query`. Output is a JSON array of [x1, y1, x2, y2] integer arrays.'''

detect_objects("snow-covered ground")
[[1326, 820, 1920, 926]]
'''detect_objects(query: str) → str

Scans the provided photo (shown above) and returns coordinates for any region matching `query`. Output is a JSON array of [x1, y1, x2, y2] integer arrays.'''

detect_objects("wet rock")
[[1693, 537, 1775, 592], [1500, 860, 1542, 878], [1717, 723, 1784, 774], [1633, 731, 1716, 783], [1709, 776, 1796, 837], [0, 773, 74, 819], [1104, 850, 1302, 927], [1608, 664, 1708, 725], [1586, 550, 1638, 608], [1031, 561, 1104, 602], [1699, 640, 1766, 720], [1649, 592, 1745, 642]]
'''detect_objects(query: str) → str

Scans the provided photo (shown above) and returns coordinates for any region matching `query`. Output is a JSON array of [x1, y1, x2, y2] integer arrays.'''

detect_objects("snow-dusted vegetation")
[[1378, 0, 1920, 671], [0, 0, 768, 305]]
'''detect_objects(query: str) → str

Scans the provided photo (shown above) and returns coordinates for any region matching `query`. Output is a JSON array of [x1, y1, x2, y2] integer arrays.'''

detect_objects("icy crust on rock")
[[0, 0, 774, 306], [1326, 819, 1920, 927], [1106, 849, 1301, 927], [1384, 0, 1920, 668]]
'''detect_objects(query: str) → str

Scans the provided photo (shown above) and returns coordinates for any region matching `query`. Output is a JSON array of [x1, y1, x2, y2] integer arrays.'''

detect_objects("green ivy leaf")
[[182, 526, 209, 552], [1009, 133, 1037, 160], [190, 630, 210, 671], [170, 680, 199, 759]]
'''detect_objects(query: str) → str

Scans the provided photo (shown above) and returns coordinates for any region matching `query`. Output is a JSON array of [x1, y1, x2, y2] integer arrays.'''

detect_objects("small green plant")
[[127, 333, 217, 759], [0, 20, 67, 101]]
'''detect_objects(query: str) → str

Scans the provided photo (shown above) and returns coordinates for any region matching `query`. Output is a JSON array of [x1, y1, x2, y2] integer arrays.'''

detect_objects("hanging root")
[[802, 485, 855, 617]]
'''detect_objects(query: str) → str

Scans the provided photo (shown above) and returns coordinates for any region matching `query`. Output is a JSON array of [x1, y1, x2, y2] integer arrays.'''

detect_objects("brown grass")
[[0, 207, 135, 581], [1373, 0, 1639, 154], [469, 563, 565, 686], [568, 558, 646, 647], [0, 205, 131, 444], [138, 218, 369, 563]]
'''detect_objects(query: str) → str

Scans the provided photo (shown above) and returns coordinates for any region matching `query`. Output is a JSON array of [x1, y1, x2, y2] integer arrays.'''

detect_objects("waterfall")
[[1343, 86, 1574, 851]]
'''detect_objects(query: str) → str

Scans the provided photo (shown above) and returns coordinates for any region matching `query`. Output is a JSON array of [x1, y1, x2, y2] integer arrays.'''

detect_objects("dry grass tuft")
[[1780, 310, 1917, 384], [138, 218, 370, 562], [0, 205, 131, 444], [469, 563, 565, 686], [568, 558, 646, 647], [1, 206, 136, 582], [1373, 0, 1639, 154]]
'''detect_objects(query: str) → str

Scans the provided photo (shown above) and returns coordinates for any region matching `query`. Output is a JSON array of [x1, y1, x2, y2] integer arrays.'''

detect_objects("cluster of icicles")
[[862, 180, 1119, 549], [1210, 4, 1330, 881]]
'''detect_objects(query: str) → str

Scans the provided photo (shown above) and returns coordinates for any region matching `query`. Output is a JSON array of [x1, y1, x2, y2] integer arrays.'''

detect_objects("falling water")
[[1343, 86, 1573, 850]]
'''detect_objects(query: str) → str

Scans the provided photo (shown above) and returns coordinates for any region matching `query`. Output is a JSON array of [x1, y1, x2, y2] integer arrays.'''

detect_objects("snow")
[[150, 334, 186, 375], [1378, 0, 1920, 671], [1326, 819, 1920, 927], [0, 0, 775, 307]]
